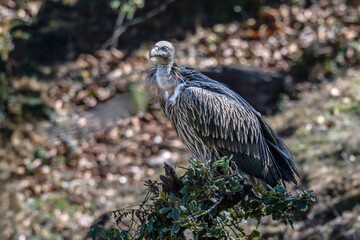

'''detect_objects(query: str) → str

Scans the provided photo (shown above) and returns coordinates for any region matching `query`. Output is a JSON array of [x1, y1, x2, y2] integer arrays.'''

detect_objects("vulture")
[[145, 40, 299, 187]]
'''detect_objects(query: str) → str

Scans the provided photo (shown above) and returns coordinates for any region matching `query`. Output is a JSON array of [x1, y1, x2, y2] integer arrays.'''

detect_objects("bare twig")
[[101, 0, 176, 49], [227, 224, 242, 238], [113, 11, 126, 34]]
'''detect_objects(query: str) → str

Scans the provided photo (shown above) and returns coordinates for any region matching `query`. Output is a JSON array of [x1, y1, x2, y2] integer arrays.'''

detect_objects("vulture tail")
[[261, 120, 300, 185]]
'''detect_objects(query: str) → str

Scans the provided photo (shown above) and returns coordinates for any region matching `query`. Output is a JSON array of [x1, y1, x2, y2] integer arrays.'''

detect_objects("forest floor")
[[260, 69, 360, 240], [1, 1, 359, 239], [1, 67, 359, 239]]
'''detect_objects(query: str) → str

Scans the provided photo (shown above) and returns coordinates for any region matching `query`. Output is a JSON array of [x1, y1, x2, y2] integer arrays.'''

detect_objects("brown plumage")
[[146, 40, 300, 187]]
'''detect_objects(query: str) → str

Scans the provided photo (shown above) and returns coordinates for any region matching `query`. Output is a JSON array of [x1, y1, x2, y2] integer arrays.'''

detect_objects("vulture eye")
[[160, 47, 168, 52]]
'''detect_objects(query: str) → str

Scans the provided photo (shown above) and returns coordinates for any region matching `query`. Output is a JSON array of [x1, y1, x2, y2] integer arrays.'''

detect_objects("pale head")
[[149, 41, 175, 65]]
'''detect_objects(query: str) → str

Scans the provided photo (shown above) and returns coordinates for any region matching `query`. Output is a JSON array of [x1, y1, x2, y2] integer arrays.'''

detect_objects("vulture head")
[[149, 41, 175, 65]]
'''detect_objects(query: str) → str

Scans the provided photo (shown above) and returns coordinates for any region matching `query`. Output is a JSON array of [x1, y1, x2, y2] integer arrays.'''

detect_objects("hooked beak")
[[149, 46, 158, 59]]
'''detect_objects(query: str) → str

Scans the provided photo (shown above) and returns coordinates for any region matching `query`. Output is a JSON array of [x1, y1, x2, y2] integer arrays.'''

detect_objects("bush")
[[90, 157, 315, 239]]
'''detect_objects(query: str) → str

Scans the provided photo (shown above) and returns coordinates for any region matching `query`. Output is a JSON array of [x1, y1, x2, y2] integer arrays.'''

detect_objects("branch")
[[190, 196, 223, 221], [101, 0, 176, 49]]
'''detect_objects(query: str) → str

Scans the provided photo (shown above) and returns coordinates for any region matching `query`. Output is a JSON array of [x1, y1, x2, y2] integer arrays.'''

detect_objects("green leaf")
[[110, 0, 120, 10], [272, 211, 282, 221], [90, 226, 98, 240], [147, 216, 153, 233], [159, 207, 172, 214], [229, 177, 238, 189], [172, 207, 180, 221], [179, 205, 187, 212], [274, 185, 286, 193], [228, 208, 238, 218], [171, 224, 180, 235], [295, 200, 308, 211], [210, 226, 221, 236], [248, 229, 260, 239], [188, 200, 197, 212], [160, 227, 171, 233], [263, 199, 271, 205]]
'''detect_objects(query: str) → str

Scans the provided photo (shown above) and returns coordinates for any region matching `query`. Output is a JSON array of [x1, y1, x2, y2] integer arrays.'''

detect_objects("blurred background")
[[0, 0, 359, 239]]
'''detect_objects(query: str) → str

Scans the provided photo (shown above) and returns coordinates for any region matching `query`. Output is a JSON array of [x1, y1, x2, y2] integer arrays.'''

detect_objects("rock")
[[202, 64, 291, 114]]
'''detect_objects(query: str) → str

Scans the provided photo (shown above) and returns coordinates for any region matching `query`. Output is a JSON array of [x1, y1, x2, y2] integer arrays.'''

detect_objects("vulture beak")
[[149, 46, 158, 59]]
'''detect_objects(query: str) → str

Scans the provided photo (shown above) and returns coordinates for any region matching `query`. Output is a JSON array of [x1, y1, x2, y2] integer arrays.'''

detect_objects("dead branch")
[[101, 0, 176, 49]]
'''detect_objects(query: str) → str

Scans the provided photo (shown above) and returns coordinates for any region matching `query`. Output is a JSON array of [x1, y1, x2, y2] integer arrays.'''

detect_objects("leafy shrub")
[[90, 157, 315, 239]]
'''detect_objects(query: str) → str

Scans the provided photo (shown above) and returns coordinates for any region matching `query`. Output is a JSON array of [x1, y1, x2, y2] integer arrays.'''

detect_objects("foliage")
[[90, 158, 316, 239], [0, 74, 11, 123], [0, 0, 36, 61], [0, 0, 145, 63], [109, 0, 145, 20], [129, 83, 149, 114], [0, 76, 55, 127], [0, 1, 61, 126]]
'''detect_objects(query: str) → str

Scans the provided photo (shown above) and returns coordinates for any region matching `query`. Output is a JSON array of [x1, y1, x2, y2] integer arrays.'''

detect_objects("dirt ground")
[[261, 70, 360, 240]]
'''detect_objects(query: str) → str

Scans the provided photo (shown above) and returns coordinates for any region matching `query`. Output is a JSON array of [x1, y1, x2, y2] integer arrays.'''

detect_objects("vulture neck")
[[156, 61, 177, 96]]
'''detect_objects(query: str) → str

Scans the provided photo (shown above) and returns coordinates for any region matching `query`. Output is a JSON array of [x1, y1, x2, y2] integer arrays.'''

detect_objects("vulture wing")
[[175, 80, 298, 186]]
